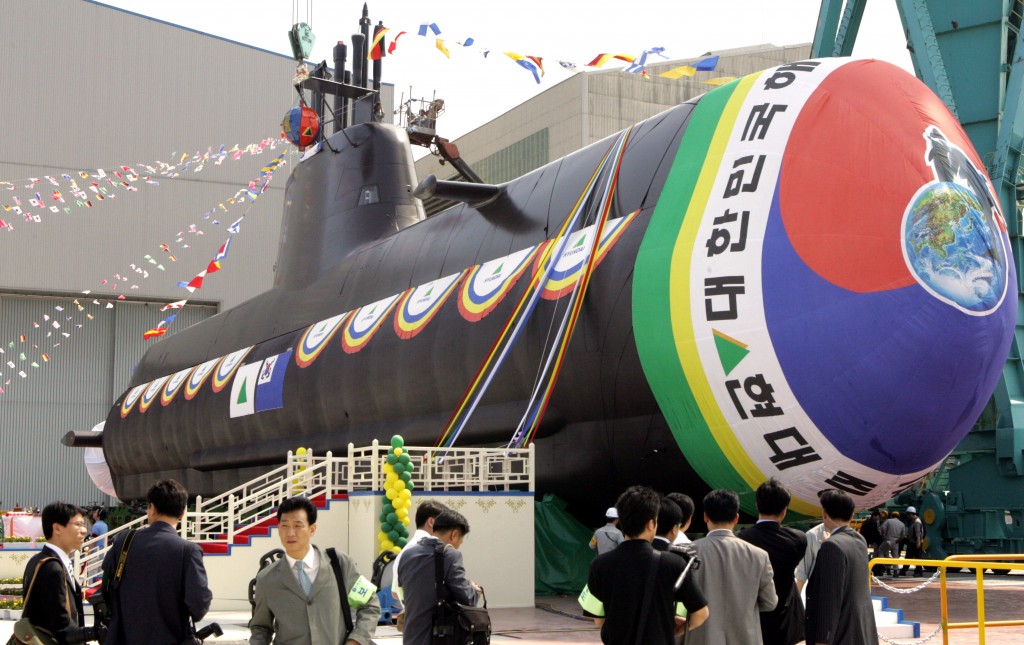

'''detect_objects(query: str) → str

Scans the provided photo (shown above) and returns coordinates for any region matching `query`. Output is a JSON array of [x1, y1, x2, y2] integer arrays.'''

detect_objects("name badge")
[[578, 584, 605, 617], [348, 575, 377, 607]]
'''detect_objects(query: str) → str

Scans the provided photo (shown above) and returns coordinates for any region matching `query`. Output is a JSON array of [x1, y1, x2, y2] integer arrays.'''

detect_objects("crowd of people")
[[21, 481, 483, 645], [22, 475, 916, 645], [583, 480, 881, 645]]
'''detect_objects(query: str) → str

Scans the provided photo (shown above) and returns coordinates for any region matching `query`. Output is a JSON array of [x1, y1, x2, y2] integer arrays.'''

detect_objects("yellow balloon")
[[394, 447, 403, 457], [392, 499, 404, 511], [392, 545, 402, 554], [378, 531, 387, 543], [394, 479, 406, 491], [385, 488, 397, 500], [400, 489, 412, 500], [383, 463, 394, 474], [383, 539, 394, 551]]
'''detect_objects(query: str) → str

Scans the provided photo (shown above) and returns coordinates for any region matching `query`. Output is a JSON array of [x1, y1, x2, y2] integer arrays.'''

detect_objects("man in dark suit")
[[102, 479, 213, 645], [805, 489, 878, 645], [22, 502, 103, 645], [738, 479, 807, 645]]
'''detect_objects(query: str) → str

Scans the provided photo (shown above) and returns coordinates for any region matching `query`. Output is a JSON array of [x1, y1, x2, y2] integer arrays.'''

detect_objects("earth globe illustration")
[[904, 181, 1007, 313]]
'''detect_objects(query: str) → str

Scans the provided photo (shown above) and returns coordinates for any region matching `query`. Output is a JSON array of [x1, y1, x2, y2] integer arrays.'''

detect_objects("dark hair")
[[703, 489, 740, 524], [656, 497, 682, 538], [755, 478, 791, 516], [667, 493, 694, 526], [819, 489, 855, 522], [94, 508, 108, 521], [277, 496, 318, 525], [41, 502, 83, 540], [147, 479, 188, 518], [615, 485, 661, 538], [414, 500, 448, 529], [432, 510, 470, 535]]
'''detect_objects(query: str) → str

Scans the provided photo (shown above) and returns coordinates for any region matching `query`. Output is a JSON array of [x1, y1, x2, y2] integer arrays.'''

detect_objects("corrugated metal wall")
[[0, 295, 214, 507], [0, 1, 394, 506]]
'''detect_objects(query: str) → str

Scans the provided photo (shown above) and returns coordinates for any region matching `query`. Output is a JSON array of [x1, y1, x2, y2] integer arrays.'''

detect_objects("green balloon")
[[386, 454, 398, 465], [400, 471, 412, 483], [405, 461, 416, 472], [387, 530, 399, 542], [398, 453, 411, 465], [397, 537, 408, 548], [381, 522, 392, 533], [383, 502, 395, 513], [387, 512, 398, 524], [394, 462, 406, 474], [390, 435, 404, 448], [378, 511, 388, 523]]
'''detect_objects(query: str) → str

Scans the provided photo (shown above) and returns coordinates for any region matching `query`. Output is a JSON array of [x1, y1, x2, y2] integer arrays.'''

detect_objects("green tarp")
[[535, 494, 596, 595]]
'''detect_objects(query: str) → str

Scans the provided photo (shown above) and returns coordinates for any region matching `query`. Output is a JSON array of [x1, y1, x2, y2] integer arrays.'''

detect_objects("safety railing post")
[[371, 438, 380, 491], [940, 562, 949, 645], [227, 494, 236, 546], [977, 565, 986, 644], [528, 443, 536, 491]]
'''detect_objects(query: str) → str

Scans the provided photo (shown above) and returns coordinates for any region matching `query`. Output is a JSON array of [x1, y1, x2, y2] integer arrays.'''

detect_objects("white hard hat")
[[906, 506, 917, 514], [606, 507, 619, 519]]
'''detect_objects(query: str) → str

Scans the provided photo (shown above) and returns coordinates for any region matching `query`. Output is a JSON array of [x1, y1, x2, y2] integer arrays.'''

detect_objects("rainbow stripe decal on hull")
[[394, 271, 466, 340], [342, 294, 402, 353], [458, 245, 539, 322]]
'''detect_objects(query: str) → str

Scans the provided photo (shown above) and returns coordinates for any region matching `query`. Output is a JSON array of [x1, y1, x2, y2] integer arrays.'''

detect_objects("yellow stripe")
[[667, 74, 818, 517]]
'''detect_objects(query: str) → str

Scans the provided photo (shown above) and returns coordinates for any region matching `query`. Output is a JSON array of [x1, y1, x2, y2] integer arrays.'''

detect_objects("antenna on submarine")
[[284, 2, 382, 150]]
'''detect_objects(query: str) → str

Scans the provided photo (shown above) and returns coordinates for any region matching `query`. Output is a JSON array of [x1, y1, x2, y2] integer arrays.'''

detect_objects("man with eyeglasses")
[[22, 502, 105, 644]]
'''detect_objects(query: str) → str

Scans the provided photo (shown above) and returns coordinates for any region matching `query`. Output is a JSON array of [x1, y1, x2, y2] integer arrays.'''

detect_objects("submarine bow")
[[99, 58, 1015, 516]]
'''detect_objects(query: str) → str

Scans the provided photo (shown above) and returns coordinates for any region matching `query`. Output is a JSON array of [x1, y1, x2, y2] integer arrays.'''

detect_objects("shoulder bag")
[[326, 548, 356, 644], [7, 556, 66, 645], [431, 542, 490, 645]]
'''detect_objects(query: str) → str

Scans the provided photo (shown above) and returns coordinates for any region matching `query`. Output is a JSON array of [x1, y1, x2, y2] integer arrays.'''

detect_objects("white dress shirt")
[[284, 546, 320, 586]]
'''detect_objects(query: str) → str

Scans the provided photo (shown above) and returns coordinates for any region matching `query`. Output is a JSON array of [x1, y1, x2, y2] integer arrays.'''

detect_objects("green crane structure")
[[814, 0, 1024, 559]]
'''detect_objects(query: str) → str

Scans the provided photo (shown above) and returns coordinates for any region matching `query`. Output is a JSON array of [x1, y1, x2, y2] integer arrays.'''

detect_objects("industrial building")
[[0, 0, 806, 508], [413, 43, 811, 207]]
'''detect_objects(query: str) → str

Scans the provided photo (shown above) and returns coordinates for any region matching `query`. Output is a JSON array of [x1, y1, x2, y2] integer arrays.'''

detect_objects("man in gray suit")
[[690, 489, 778, 645], [249, 496, 380, 645], [396, 509, 481, 645]]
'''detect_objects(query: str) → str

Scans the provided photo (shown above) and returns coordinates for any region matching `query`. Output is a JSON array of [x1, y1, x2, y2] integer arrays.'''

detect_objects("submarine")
[[77, 52, 1016, 519]]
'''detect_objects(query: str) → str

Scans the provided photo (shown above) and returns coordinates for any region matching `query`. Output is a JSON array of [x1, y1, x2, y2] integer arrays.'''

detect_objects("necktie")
[[295, 561, 312, 598]]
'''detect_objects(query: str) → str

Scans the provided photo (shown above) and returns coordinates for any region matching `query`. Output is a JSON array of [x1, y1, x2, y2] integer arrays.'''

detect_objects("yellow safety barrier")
[[868, 555, 1024, 645]]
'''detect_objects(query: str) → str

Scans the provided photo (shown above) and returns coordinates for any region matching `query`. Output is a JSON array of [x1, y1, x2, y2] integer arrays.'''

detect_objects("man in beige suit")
[[249, 496, 380, 645], [689, 489, 777, 645]]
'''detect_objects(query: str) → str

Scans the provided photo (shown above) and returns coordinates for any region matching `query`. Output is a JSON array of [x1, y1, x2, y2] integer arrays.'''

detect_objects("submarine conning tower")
[[273, 122, 426, 291]]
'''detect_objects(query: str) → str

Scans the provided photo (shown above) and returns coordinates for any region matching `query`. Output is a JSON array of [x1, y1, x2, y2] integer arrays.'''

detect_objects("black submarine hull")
[[101, 60, 1016, 518]]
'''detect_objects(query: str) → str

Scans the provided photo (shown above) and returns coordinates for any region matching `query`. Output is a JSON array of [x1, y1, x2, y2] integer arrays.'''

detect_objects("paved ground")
[[3, 572, 1024, 644]]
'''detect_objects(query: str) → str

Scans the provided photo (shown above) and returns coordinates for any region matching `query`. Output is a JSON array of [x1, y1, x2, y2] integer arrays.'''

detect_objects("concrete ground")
[[3, 572, 1024, 644]]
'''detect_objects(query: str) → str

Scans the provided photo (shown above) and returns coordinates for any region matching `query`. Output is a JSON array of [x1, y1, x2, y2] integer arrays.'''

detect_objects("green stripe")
[[633, 80, 756, 511]]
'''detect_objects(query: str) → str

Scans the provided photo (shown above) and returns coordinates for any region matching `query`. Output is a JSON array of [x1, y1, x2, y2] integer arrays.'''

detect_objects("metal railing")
[[346, 440, 535, 492], [73, 443, 534, 590], [869, 555, 1024, 644]]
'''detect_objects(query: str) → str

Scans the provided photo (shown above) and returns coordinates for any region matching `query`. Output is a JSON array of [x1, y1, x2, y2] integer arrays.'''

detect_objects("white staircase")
[[873, 595, 920, 640], [74, 442, 534, 592]]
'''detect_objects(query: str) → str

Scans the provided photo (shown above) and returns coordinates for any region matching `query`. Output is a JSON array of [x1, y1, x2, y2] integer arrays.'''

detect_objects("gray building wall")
[[415, 44, 811, 187], [0, 0, 392, 507]]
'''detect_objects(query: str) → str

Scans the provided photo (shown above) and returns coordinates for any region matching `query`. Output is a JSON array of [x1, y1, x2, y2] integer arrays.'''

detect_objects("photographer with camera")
[[101, 479, 212, 645], [18, 502, 105, 644]]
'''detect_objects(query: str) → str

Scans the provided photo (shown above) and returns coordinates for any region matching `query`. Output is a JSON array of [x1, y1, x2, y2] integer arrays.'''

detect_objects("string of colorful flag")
[[0, 138, 285, 233], [144, 152, 288, 339], [0, 149, 291, 394], [367, 20, 733, 85]]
